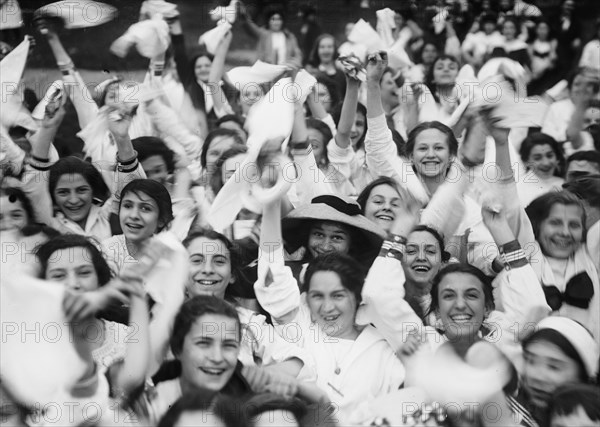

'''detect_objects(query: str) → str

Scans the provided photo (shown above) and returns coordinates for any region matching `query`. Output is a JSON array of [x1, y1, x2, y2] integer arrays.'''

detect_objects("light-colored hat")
[[282, 195, 386, 255], [530, 316, 599, 379]]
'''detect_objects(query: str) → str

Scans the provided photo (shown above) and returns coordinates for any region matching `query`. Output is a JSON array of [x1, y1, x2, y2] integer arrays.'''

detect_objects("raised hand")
[[365, 51, 388, 84]]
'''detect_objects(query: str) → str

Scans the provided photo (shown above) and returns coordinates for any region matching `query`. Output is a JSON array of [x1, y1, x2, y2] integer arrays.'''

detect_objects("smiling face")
[[178, 313, 240, 393], [432, 58, 459, 86], [411, 129, 452, 179], [403, 230, 443, 286], [307, 221, 352, 258], [0, 196, 28, 232], [527, 144, 559, 179], [538, 204, 584, 259], [363, 184, 403, 232], [187, 237, 233, 300], [53, 173, 93, 228], [523, 340, 581, 409], [194, 56, 212, 84], [306, 270, 358, 340], [119, 191, 161, 245], [318, 36, 335, 64], [141, 155, 169, 185], [437, 272, 488, 341], [45, 247, 99, 292]]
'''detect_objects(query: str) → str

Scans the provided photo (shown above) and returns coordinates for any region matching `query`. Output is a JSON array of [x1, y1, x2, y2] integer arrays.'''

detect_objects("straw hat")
[[282, 195, 386, 256]]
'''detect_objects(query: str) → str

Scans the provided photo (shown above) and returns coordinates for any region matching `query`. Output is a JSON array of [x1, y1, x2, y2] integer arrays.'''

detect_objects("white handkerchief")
[[139, 0, 178, 20], [0, 273, 86, 405], [198, 21, 232, 55], [209, 0, 238, 24], [388, 39, 413, 70], [111, 17, 170, 58], [294, 69, 318, 103], [35, 1, 117, 29], [433, 8, 449, 34], [227, 60, 288, 88], [375, 8, 396, 47], [348, 19, 385, 54]]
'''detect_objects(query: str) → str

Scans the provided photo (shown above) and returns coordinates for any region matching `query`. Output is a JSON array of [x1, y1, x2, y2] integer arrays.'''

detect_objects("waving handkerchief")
[[198, 21, 232, 55], [388, 39, 413, 70], [34, 1, 117, 29], [208, 77, 295, 230], [0, 273, 87, 405], [348, 19, 386, 54], [412, 341, 511, 407], [376, 8, 396, 47], [433, 8, 449, 34], [227, 60, 288, 88], [110, 17, 170, 58], [209, 0, 238, 24], [0, 37, 37, 132], [139, 0, 178, 20], [294, 69, 318, 103], [339, 55, 367, 82]]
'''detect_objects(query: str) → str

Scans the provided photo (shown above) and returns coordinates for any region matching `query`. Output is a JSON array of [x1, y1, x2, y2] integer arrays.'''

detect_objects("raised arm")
[[334, 75, 360, 149], [207, 31, 235, 118], [36, 21, 98, 129]]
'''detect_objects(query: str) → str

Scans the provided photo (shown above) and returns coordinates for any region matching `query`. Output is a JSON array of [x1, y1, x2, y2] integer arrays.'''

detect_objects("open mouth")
[[65, 205, 84, 213], [195, 279, 220, 286], [376, 214, 394, 222], [450, 314, 472, 323], [550, 238, 573, 249], [323, 314, 340, 322], [412, 265, 431, 273], [199, 367, 226, 376], [125, 223, 144, 231]]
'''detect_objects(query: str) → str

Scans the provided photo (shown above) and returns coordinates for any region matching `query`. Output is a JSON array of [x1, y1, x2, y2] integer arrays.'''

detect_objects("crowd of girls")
[[1, 0, 599, 426]]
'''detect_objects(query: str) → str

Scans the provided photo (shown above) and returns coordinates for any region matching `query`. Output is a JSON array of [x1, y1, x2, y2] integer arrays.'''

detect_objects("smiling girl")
[[518, 133, 565, 206], [101, 179, 173, 274], [525, 191, 600, 342]]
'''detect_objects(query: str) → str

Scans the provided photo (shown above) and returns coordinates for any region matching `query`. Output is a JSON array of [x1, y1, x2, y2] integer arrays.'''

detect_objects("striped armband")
[[117, 151, 139, 173], [499, 240, 528, 269], [28, 155, 53, 171], [57, 61, 75, 76], [379, 237, 405, 261]]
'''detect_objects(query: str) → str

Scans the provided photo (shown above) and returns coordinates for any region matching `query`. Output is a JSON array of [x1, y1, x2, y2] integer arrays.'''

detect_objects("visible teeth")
[[126, 223, 142, 229], [323, 315, 338, 321], [197, 280, 218, 285], [200, 367, 225, 375], [377, 215, 393, 221], [451, 315, 471, 321], [413, 266, 429, 272]]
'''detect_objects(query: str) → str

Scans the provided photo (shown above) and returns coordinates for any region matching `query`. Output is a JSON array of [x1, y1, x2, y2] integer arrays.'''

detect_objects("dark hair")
[[418, 40, 439, 65], [36, 234, 112, 286], [132, 136, 175, 175], [216, 114, 245, 130], [567, 150, 600, 172], [502, 16, 521, 36], [304, 252, 366, 304], [170, 295, 241, 357], [563, 175, 600, 207], [308, 34, 338, 68], [315, 75, 341, 112], [265, 8, 286, 28], [391, 128, 407, 157], [306, 117, 333, 167], [1, 187, 35, 226], [522, 329, 587, 382], [244, 393, 307, 424], [20, 223, 61, 239], [429, 263, 495, 317], [356, 176, 402, 212], [158, 391, 246, 427], [188, 52, 214, 112], [120, 179, 173, 232], [550, 384, 600, 420], [183, 228, 242, 287], [411, 225, 452, 262], [525, 191, 587, 243], [479, 12, 498, 26], [425, 55, 460, 97], [210, 145, 248, 196], [331, 102, 367, 150], [201, 128, 245, 169], [519, 132, 565, 177], [48, 157, 110, 205], [406, 121, 459, 158]]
